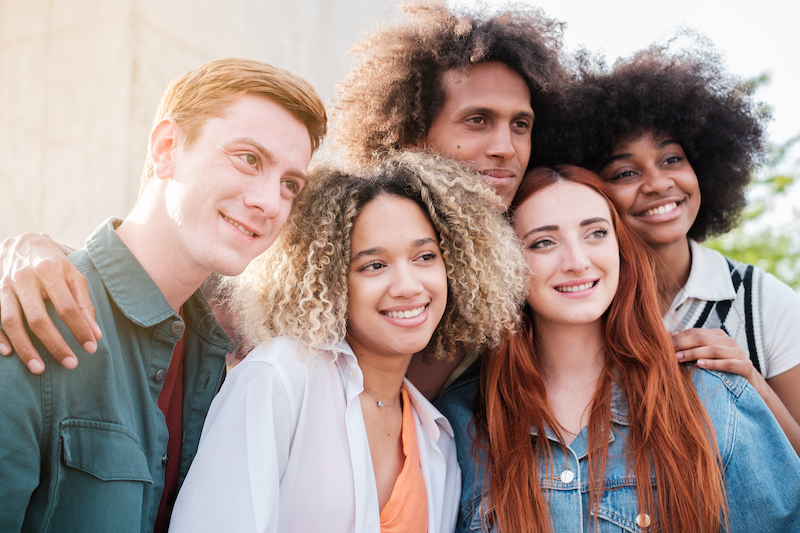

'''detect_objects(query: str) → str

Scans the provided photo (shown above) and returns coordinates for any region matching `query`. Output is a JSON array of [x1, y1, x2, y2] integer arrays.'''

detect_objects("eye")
[[663, 155, 683, 165], [530, 238, 555, 250], [589, 228, 608, 239], [238, 153, 258, 166], [604, 169, 637, 183], [358, 261, 385, 272], [511, 119, 532, 132], [466, 116, 486, 125], [416, 251, 438, 262]]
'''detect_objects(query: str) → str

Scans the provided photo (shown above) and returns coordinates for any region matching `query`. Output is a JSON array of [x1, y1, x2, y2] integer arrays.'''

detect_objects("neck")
[[534, 318, 605, 388], [649, 238, 692, 314], [116, 193, 210, 311], [348, 339, 412, 405]]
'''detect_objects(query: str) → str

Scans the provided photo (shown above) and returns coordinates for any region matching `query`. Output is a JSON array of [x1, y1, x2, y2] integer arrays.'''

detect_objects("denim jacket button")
[[559, 469, 575, 483], [636, 513, 651, 527]]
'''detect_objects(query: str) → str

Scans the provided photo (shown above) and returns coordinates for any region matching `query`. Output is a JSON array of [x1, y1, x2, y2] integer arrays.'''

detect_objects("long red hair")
[[475, 165, 726, 532]]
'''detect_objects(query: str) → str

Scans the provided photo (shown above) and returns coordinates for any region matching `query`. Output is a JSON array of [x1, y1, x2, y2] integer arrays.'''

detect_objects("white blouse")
[[169, 336, 460, 533]]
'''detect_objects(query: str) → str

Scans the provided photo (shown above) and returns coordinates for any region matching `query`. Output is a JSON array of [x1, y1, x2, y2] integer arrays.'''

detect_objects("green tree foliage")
[[706, 132, 800, 289]]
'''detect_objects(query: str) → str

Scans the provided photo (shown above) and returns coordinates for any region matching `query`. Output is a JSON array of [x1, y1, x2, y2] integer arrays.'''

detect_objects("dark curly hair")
[[332, 1, 567, 166], [542, 38, 768, 242]]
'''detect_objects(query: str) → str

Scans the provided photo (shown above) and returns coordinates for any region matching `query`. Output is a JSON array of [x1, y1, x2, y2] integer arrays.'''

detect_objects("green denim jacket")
[[0, 219, 232, 532]]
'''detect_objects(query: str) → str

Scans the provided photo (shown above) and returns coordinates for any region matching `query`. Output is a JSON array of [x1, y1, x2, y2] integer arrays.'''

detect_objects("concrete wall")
[[0, 0, 398, 247]]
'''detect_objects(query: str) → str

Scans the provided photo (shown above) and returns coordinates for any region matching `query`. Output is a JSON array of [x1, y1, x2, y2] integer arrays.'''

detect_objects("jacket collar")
[[85, 218, 177, 328], [333, 339, 453, 444], [680, 240, 737, 303]]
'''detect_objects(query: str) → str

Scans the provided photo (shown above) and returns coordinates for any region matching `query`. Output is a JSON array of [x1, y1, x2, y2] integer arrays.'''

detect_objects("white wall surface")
[[0, 0, 398, 247]]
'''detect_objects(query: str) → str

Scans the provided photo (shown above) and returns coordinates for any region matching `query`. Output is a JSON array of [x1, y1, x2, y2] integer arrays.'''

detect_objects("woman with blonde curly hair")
[[169, 151, 526, 533]]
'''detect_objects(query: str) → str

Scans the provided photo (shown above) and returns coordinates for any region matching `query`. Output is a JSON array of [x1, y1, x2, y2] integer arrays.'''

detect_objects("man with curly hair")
[[0, 58, 326, 532], [333, 2, 566, 395], [334, 2, 566, 207]]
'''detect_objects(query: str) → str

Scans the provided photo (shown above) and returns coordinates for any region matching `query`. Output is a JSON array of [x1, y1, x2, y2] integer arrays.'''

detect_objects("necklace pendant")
[[377, 401, 384, 407]]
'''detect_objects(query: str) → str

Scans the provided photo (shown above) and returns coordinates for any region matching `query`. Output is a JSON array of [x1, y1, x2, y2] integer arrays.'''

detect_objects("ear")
[[149, 118, 180, 180]]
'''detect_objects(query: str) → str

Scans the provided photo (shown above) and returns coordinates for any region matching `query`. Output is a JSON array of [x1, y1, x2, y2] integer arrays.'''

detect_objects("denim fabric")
[[435, 361, 800, 533]]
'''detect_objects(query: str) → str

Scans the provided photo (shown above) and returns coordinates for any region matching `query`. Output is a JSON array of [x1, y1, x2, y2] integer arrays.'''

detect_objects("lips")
[[383, 305, 427, 319], [480, 169, 515, 182], [555, 281, 597, 293], [222, 214, 258, 237], [635, 200, 682, 218]]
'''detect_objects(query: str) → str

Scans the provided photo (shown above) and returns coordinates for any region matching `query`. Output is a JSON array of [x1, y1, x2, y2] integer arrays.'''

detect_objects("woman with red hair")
[[435, 165, 800, 532]]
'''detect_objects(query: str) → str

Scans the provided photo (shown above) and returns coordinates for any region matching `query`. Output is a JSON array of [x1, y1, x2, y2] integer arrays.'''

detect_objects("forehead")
[[439, 62, 532, 114], [197, 93, 312, 166], [515, 181, 611, 228], [352, 195, 436, 245]]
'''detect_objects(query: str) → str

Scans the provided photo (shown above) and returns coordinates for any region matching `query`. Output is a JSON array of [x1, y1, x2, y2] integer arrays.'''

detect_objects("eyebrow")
[[459, 106, 535, 121], [580, 217, 610, 227], [599, 138, 680, 170], [227, 137, 308, 181], [350, 237, 438, 263], [521, 218, 609, 240]]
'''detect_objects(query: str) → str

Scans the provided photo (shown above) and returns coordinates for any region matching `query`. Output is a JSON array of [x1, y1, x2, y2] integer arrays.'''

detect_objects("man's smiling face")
[[422, 62, 533, 207]]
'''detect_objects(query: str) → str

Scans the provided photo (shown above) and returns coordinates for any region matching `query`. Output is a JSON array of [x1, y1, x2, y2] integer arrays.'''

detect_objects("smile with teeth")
[[639, 201, 679, 217], [222, 214, 257, 237], [555, 281, 597, 293], [383, 304, 427, 319]]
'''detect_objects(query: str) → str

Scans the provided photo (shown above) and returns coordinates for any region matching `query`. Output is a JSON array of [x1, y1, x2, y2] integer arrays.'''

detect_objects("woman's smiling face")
[[345, 194, 448, 360], [514, 180, 620, 328], [597, 131, 701, 251]]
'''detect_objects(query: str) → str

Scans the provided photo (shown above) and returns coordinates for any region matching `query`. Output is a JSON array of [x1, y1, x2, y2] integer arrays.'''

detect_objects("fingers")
[[0, 232, 96, 372], [0, 328, 10, 356], [672, 328, 739, 354], [672, 328, 755, 381], [694, 357, 755, 377], [0, 286, 46, 373]]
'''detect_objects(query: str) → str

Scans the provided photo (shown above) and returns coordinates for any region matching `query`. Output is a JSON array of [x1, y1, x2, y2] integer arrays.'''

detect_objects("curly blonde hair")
[[228, 151, 526, 361], [332, 2, 566, 165]]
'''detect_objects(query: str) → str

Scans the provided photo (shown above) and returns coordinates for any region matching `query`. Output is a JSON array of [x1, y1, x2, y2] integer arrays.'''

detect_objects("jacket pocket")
[[592, 481, 653, 533], [60, 419, 153, 482]]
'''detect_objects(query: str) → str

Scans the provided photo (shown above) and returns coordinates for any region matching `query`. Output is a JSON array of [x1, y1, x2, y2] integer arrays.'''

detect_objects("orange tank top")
[[379, 385, 428, 533]]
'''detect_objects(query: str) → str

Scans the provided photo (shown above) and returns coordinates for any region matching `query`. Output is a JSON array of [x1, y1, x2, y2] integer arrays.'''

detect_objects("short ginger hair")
[[332, 2, 566, 166], [140, 57, 327, 195]]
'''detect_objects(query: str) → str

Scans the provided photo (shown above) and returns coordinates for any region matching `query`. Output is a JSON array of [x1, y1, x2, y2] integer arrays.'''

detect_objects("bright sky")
[[451, 0, 800, 213]]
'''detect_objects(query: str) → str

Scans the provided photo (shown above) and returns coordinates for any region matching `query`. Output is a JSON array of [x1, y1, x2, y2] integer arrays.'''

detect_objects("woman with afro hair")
[[560, 40, 800, 453]]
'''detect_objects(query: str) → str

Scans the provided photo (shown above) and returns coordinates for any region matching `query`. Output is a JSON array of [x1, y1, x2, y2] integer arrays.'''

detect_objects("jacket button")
[[559, 469, 575, 484], [162, 453, 169, 466], [155, 369, 167, 382], [636, 513, 651, 527], [171, 321, 185, 335]]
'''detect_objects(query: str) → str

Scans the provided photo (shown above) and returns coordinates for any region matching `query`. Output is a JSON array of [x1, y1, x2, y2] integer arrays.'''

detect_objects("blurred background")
[[2, 0, 798, 287]]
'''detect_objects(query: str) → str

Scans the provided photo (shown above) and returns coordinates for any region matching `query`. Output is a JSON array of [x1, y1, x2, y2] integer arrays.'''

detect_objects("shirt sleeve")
[[715, 376, 800, 531], [761, 272, 800, 378], [0, 355, 44, 531], [169, 357, 293, 533]]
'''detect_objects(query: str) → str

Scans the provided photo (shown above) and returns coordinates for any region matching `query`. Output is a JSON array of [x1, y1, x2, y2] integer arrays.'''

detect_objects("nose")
[[640, 166, 674, 195], [486, 125, 515, 161], [389, 262, 424, 299], [561, 240, 591, 274], [244, 173, 284, 219]]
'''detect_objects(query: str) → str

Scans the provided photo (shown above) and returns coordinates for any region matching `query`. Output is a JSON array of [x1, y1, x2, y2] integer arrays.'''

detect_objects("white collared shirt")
[[170, 336, 460, 533], [664, 240, 800, 378]]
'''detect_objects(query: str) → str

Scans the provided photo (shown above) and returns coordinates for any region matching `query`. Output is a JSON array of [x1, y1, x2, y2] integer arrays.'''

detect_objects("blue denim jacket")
[[435, 361, 800, 532]]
